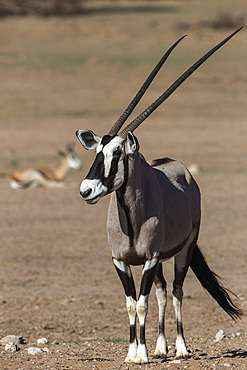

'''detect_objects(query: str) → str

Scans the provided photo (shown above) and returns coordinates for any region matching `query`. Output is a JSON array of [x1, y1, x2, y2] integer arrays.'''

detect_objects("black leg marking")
[[158, 322, 164, 336], [140, 325, 145, 345], [113, 258, 136, 299], [112, 258, 137, 359], [154, 263, 167, 335], [154, 263, 167, 290], [130, 325, 136, 344], [139, 259, 159, 297]]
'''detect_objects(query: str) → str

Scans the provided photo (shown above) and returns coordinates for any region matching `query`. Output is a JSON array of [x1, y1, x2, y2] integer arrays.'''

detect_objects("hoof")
[[175, 335, 188, 358], [125, 356, 137, 363], [134, 356, 149, 364], [176, 351, 189, 359], [125, 341, 138, 363], [135, 343, 149, 364], [154, 334, 168, 358], [153, 353, 167, 360], [125, 355, 149, 364], [176, 342, 189, 358]]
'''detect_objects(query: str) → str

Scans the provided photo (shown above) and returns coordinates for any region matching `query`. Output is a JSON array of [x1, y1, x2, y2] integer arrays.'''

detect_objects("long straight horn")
[[108, 35, 187, 136], [119, 27, 243, 139]]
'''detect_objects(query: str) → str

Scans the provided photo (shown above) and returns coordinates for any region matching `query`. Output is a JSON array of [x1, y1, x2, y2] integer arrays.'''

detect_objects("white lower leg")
[[175, 335, 188, 357], [154, 286, 168, 356], [125, 341, 138, 363], [136, 294, 149, 363], [173, 289, 188, 357], [155, 334, 168, 357], [125, 296, 138, 363]]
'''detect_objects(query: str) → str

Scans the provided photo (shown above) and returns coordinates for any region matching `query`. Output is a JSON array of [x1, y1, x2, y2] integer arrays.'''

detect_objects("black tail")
[[190, 245, 243, 320]]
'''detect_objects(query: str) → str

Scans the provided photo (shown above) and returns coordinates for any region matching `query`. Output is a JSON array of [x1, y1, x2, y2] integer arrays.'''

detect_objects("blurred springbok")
[[10, 144, 82, 189], [76, 28, 243, 364]]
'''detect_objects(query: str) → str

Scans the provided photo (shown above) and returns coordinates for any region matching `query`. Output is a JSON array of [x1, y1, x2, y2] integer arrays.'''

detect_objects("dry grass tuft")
[[176, 12, 245, 32]]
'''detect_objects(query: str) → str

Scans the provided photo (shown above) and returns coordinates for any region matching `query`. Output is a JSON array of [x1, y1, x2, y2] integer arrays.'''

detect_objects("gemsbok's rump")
[[76, 28, 243, 363]]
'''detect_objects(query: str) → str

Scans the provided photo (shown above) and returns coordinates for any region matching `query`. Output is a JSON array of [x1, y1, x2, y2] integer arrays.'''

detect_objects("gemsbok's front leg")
[[136, 257, 159, 364], [154, 263, 168, 358], [112, 258, 138, 363]]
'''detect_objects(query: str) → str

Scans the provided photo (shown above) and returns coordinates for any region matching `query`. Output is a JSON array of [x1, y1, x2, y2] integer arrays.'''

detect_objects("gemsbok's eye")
[[113, 149, 122, 157]]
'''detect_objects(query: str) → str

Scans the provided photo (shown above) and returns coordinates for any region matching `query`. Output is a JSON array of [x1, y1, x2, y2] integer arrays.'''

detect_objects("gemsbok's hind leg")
[[112, 258, 138, 363], [172, 228, 199, 357], [154, 263, 168, 358], [172, 244, 195, 357]]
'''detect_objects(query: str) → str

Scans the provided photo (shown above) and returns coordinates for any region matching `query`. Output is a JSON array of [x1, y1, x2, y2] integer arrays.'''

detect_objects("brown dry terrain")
[[0, 1, 246, 369]]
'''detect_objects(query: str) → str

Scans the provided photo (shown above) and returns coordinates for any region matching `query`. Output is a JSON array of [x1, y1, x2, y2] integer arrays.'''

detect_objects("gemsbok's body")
[[10, 144, 82, 189], [76, 29, 243, 364]]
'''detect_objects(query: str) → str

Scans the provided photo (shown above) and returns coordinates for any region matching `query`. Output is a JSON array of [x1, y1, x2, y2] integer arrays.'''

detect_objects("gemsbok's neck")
[[117, 152, 143, 204], [117, 153, 157, 231]]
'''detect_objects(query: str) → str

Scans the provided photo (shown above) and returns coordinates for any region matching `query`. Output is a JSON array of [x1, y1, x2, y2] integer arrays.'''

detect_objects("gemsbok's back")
[[76, 28, 243, 364]]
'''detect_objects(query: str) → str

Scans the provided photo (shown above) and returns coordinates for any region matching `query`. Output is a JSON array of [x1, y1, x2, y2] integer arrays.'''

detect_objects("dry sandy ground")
[[0, 172, 247, 367], [1, 171, 247, 367], [0, 1, 247, 368]]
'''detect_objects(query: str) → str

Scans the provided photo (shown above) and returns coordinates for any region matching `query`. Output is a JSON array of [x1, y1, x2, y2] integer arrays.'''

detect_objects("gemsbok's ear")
[[76, 129, 101, 150], [125, 131, 139, 155]]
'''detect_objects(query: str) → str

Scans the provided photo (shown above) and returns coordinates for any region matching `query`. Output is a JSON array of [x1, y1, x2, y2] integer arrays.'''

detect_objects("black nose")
[[80, 188, 92, 199]]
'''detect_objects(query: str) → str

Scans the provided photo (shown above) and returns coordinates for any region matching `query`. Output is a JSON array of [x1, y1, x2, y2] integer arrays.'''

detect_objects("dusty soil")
[[0, 1, 246, 368]]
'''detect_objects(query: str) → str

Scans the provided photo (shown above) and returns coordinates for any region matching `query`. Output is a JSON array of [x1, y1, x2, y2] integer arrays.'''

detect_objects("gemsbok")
[[76, 28, 243, 363], [10, 144, 82, 189]]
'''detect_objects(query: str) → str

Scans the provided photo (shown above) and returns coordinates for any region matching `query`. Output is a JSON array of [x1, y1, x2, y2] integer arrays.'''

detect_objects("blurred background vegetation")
[[0, 0, 84, 16], [0, 0, 245, 25], [0, 0, 246, 175]]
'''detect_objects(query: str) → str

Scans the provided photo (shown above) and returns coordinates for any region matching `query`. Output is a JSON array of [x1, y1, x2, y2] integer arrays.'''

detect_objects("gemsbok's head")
[[76, 28, 242, 205]]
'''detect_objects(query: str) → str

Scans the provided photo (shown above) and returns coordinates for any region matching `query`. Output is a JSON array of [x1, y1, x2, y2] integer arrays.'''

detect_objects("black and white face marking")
[[76, 130, 137, 204]]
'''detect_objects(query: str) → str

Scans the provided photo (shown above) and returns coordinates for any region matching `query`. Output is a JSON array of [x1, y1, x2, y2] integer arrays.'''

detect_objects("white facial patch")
[[96, 144, 103, 153], [80, 178, 107, 203], [102, 136, 124, 178]]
